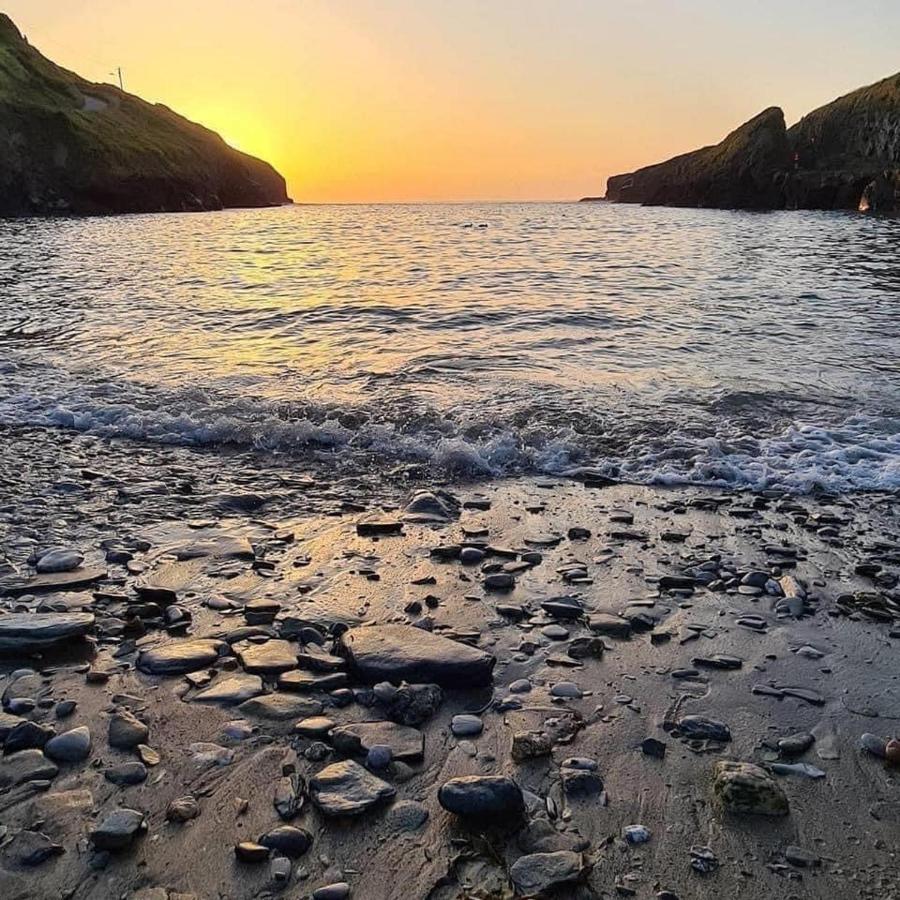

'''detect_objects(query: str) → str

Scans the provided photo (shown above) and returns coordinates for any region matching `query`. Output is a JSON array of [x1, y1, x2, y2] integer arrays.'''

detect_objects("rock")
[[193, 674, 264, 705], [295, 716, 336, 739], [339, 625, 494, 688], [438, 775, 524, 820], [309, 760, 396, 816], [356, 518, 403, 537], [0, 612, 95, 651], [1, 569, 106, 596], [509, 850, 585, 897], [484, 573, 515, 591], [624, 825, 651, 844], [236, 640, 298, 674], [541, 596, 584, 619], [713, 761, 789, 816], [188, 742, 234, 766], [234, 842, 269, 863], [3, 720, 54, 753], [108, 709, 149, 749], [35, 548, 84, 573], [785, 845, 821, 868], [331, 721, 424, 761], [166, 796, 200, 822], [172, 535, 254, 561], [512, 731, 553, 762], [45, 726, 91, 762], [770, 762, 825, 779], [243, 598, 281, 625], [450, 714, 483, 737], [279, 670, 348, 692], [376, 681, 443, 725], [886, 738, 900, 766], [550, 681, 583, 699], [274, 774, 306, 820], [312, 884, 351, 900], [90, 808, 147, 851], [271, 856, 292, 882], [137, 639, 226, 675], [674, 715, 731, 743], [777, 732, 814, 757], [0, 751, 57, 793], [860, 732, 887, 758], [0, 712, 26, 741], [260, 825, 312, 858], [387, 799, 429, 831], [560, 758, 603, 795], [641, 738, 667, 759], [6, 829, 64, 866], [137, 744, 161, 767], [402, 490, 460, 522], [366, 745, 392, 769], [588, 613, 632, 638], [104, 761, 148, 785], [237, 693, 323, 720]]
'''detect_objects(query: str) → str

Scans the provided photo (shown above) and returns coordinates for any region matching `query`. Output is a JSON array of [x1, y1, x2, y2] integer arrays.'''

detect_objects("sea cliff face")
[[0, 15, 289, 216], [606, 72, 900, 213]]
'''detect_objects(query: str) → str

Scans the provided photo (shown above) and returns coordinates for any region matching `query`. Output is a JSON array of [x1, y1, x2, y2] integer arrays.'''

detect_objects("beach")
[[1, 424, 899, 899]]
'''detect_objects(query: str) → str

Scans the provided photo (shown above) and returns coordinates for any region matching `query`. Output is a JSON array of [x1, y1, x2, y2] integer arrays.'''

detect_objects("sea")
[[1, 201, 898, 493]]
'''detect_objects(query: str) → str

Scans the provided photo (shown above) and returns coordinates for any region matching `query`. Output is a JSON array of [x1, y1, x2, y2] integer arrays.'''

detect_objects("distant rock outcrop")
[[0, 14, 290, 216], [605, 72, 900, 213]]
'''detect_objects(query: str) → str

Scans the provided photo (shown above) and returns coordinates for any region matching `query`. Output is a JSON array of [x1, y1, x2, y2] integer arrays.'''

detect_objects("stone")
[[624, 824, 651, 844], [260, 825, 312, 858], [104, 761, 148, 785], [484, 573, 515, 591], [6, 829, 64, 866], [339, 625, 494, 688], [296, 646, 346, 672], [137, 744, 161, 767], [451, 714, 483, 737], [295, 716, 336, 739], [377, 681, 443, 725], [785, 845, 821, 868], [674, 715, 731, 743], [356, 518, 403, 536], [309, 760, 396, 816], [4, 720, 54, 753], [45, 726, 92, 762], [713, 761, 789, 816], [236, 640, 298, 674], [238, 693, 323, 720], [438, 775, 524, 820], [403, 489, 460, 522], [108, 710, 149, 749], [1, 569, 106, 596], [512, 731, 553, 762], [243, 598, 281, 625], [279, 670, 348, 692], [137, 639, 226, 675], [234, 842, 269, 863], [312, 884, 351, 900], [366, 745, 392, 769], [550, 681, 583, 699], [0, 712, 26, 741], [561, 759, 603, 795], [860, 732, 887, 758], [777, 732, 814, 757], [274, 774, 306, 820], [35, 548, 84, 573], [641, 737, 667, 759], [166, 796, 200, 822], [588, 613, 632, 638], [188, 742, 234, 766], [193, 674, 264, 705], [90, 808, 147, 851], [509, 850, 585, 897], [0, 749, 58, 788], [0, 612, 95, 651], [331, 721, 424, 761], [387, 799, 429, 831]]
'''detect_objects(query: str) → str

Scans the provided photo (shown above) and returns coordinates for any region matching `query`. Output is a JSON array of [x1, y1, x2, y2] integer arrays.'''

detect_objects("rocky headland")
[[606, 72, 900, 213], [0, 15, 289, 216], [0, 424, 899, 898]]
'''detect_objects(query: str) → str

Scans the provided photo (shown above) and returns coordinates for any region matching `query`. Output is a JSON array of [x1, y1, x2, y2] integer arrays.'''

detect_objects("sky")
[[6, 0, 900, 202]]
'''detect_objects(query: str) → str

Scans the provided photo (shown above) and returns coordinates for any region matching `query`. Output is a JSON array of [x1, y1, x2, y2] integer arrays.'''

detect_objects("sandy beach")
[[1, 425, 898, 899]]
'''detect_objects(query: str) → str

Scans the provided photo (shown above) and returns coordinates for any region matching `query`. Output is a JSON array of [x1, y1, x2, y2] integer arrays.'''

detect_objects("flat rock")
[[237, 693, 323, 720], [278, 670, 348, 693], [339, 625, 494, 688], [137, 639, 226, 675], [0, 612, 96, 651], [438, 775, 524, 820], [0, 569, 106, 596], [236, 640, 298, 674], [309, 759, 396, 816], [713, 760, 789, 816], [193, 674, 264, 705], [510, 850, 585, 897], [588, 613, 632, 638], [331, 721, 424, 761], [172, 535, 255, 561], [675, 715, 732, 743], [0, 749, 58, 788], [108, 710, 149, 749], [35, 548, 84, 573]]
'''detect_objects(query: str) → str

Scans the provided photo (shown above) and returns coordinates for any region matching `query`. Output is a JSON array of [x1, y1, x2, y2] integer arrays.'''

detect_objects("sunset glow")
[[6, 0, 900, 202]]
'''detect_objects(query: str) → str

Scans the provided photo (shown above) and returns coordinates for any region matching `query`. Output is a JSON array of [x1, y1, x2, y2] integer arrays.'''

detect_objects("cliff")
[[605, 72, 900, 213], [0, 14, 290, 216]]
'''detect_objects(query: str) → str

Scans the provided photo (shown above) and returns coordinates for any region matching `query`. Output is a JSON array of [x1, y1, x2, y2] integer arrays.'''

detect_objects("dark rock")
[[234, 841, 269, 863], [259, 825, 312, 858], [309, 760, 396, 816], [588, 613, 632, 638], [641, 737, 667, 759], [0, 748, 57, 787], [0, 612, 95, 651], [90, 808, 147, 851], [713, 761, 789, 816], [108, 709, 149, 749], [438, 775, 524, 820], [4, 720, 54, 753], [274, 773, 306, 820], [674, 715, 731, 743], [104, 761, 148, 785], [332, 721, 424, 761], [6, 830, 64, 866], [509, 850, 585, 897], [44, 726, 91, 762]]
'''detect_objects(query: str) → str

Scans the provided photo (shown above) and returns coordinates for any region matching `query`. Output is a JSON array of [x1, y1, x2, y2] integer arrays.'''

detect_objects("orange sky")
[[6, 0, 900, 202]]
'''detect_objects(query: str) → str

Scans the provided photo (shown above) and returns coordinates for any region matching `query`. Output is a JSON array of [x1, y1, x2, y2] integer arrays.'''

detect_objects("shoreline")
[[1, 426, 899, 898]]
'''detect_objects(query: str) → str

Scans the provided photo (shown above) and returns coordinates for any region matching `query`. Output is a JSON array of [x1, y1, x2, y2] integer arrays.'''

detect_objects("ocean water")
[[1, 202, 898, 493]]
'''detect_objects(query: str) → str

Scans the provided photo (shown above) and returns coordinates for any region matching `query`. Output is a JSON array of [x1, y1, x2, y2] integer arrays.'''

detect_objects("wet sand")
[[1, 426, 899, 899]]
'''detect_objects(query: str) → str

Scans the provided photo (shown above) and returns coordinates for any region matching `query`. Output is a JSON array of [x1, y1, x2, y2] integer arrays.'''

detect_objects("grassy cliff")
[[0, 14, 290, 215]]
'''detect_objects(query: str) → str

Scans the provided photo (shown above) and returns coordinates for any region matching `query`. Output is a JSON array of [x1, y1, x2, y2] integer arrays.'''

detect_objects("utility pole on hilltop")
[[111, 67, 124, 91]]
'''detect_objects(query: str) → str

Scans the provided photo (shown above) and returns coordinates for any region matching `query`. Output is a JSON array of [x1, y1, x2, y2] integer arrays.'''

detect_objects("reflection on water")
[[1, 203, 899, 491]]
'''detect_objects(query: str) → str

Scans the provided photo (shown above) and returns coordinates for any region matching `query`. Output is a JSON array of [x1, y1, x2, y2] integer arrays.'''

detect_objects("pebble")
[[44, 726, 92, 762], [451, 714, 483, 736], [312, 883, 351, 900], [438, 775, 524, 819]]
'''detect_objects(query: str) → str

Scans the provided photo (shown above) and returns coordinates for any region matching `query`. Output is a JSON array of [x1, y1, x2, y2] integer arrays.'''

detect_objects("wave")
[[0, 363, 897, 494]]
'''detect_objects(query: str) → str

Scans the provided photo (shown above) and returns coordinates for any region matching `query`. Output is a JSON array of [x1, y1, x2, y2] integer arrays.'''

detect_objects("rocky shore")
[[1, 425, 899, 899]]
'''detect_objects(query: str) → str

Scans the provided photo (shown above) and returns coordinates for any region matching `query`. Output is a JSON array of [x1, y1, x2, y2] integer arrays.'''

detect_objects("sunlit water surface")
[[1, 202, 899, 491]]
